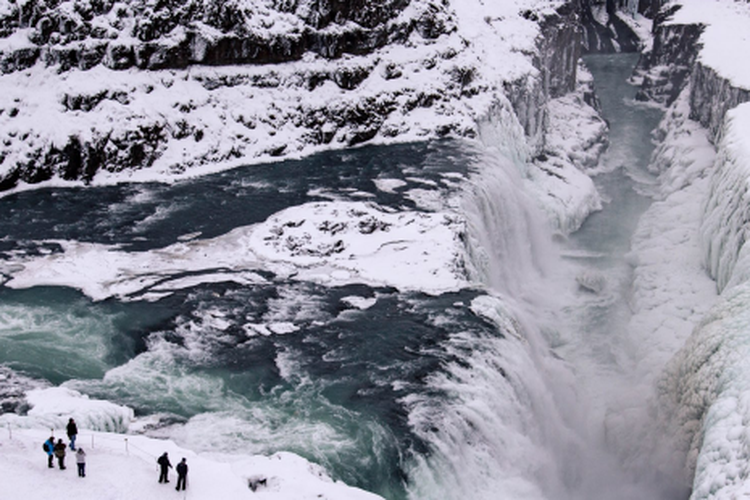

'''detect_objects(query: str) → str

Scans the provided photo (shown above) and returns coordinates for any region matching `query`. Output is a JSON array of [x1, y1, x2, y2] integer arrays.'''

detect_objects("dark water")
[[0, 54, 678, 500], [573, 54, 663, 255], [0, 140, 502, 500], [0, 142, 471, 254]]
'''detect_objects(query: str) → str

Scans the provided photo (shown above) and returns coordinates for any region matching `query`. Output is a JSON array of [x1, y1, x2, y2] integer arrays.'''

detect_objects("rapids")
[[0, 54, 688, 499]]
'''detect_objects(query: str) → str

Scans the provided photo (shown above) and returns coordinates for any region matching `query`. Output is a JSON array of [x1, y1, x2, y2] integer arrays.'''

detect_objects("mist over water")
[[0, 55, 689, 500]]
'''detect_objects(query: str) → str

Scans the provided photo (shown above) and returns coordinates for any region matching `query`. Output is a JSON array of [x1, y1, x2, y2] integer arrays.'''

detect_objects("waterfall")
[[403, 57, 693, 499], [403, 101, 584, 500]]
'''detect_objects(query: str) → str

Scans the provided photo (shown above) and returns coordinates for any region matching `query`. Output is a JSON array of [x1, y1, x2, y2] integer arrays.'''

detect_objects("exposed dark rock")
[[633, 4, 704, 106], [689, 63, 750, 143], [579, 0, 641, 54], [504, 2, 581, 154], [0, 0, 442, 74], [0, 0, 584, 189]]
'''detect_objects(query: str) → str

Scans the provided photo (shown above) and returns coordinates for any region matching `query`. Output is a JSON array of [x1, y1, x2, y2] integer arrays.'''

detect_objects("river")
[[0, 54, 686, 499]]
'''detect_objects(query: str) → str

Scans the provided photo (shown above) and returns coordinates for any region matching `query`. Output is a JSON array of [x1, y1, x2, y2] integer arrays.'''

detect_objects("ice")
[[666, 0, 750, 90], [4, 200, 468, 300], [701, 102, 750, 292]]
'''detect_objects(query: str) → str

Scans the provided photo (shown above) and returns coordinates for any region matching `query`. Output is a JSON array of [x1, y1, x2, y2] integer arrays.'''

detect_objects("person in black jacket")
[[175, 458, 188, 491], [157, 452, 172, 483], [66, 418, 78, 451], [53, 438, 67, 470]]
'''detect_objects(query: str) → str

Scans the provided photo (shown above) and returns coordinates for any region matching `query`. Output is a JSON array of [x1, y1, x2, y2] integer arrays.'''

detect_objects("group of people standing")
[[42, 418, 190, 490], [43, 418, 86, 478], [157, 452, 189, 491]]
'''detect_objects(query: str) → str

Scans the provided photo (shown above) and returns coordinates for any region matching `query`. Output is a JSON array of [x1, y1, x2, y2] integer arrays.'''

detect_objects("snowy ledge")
[[0, 387, 384, 500], [666, 0, 750, 92]]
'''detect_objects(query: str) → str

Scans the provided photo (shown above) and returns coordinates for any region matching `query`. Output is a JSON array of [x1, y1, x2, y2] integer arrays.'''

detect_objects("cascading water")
[[401, 53, 690, 500], [0, 54, 692, 500]]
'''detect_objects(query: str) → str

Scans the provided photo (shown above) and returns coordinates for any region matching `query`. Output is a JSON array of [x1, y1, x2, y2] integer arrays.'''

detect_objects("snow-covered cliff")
[[630, 1, 750, 498], [0, 0, 600, 210]]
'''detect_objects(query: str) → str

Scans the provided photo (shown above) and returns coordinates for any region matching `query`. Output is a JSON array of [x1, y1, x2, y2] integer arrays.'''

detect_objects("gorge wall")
[[0, 0, 587, 194], [628, 1, 750, 498]]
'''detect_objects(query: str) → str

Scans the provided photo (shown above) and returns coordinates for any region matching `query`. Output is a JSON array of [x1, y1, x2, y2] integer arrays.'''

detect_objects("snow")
[[0, 0, 573, 193], [649, 70, 750, 500], [665, 0, 750, 90], [3, 200, 468, 300], [0, 388, 383, 500], [647, 86, 715, 197], [701, 102, 750, 292], [10, 0, 737, 498], [524, 65, 606, 235]]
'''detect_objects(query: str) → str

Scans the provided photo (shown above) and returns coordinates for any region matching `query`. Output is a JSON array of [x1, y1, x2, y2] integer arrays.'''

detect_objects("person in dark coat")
[[66, 418, 78, 451], [76, 448, 86, 477], [44, 436, 55, 468], [53, 438, 67, 470], [175, 458, 188, 491], [157, 452, 172, 483]]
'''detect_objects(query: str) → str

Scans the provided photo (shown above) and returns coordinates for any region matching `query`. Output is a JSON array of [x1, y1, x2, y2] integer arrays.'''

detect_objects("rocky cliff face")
[[633, 4, 703, 106], [0, 0, 430, 71], [634, 1, 750, 139], [0, 0, 587, 192], [689, 63, 750, 143], [578, 0, 641, 53], [505, 2, 582, 154]]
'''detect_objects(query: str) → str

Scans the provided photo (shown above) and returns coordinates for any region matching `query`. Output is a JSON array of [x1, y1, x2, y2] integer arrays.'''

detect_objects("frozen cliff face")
[[700, 103, 750, 294], [689, 63, 750, 144], [635, 0, 750, 120], [655, 94, 750, 500], [630, 3, 750, 498], [579, 0, 641, 53], [633, 4, 703, 105], [0, 0, 587, 193], [504, 0, 582, 154]]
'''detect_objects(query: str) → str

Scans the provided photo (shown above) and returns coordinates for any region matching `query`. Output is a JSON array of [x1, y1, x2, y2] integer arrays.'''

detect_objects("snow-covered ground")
[[4, 0, 750, 498], [0, 387, 384, 500], [665, 0, 750, 89], [623, 2, 750, 498], [0, 0, 569, 192]]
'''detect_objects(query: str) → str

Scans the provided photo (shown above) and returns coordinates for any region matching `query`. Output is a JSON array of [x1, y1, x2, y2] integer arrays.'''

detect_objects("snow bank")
[[648, 86, 715, 198], [525, 64, 605, 235], [655, 97, 750, 499], [0, 386, 384, 500], [667, 0, 750, 91]]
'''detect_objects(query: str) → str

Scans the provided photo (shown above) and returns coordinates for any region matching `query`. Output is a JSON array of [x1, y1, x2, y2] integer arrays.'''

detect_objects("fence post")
[[7, 423, 11, 440], [91, 434, 95, 449], [125, 438, 129, 456]]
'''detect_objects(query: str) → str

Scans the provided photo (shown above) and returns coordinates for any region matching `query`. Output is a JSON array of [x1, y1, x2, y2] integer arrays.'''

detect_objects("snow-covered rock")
[[0, 0, 590, 196]]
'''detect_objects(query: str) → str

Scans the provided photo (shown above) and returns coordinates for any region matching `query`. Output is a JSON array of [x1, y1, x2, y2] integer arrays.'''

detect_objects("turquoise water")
[[0, 55, 682, 499]]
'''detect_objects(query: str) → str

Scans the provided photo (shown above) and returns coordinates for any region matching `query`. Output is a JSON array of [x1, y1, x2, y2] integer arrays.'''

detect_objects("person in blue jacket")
[[43, 436, 55, 468]]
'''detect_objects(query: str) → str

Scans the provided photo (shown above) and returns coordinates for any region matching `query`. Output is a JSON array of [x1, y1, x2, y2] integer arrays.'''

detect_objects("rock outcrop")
[[0, 0, 592, 192], [578, 0, 641, 53], [635, 1, 750, 137], [689, 63, 750, 143], [0, 0, 433, 72], [633, 4, 703, 106]]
